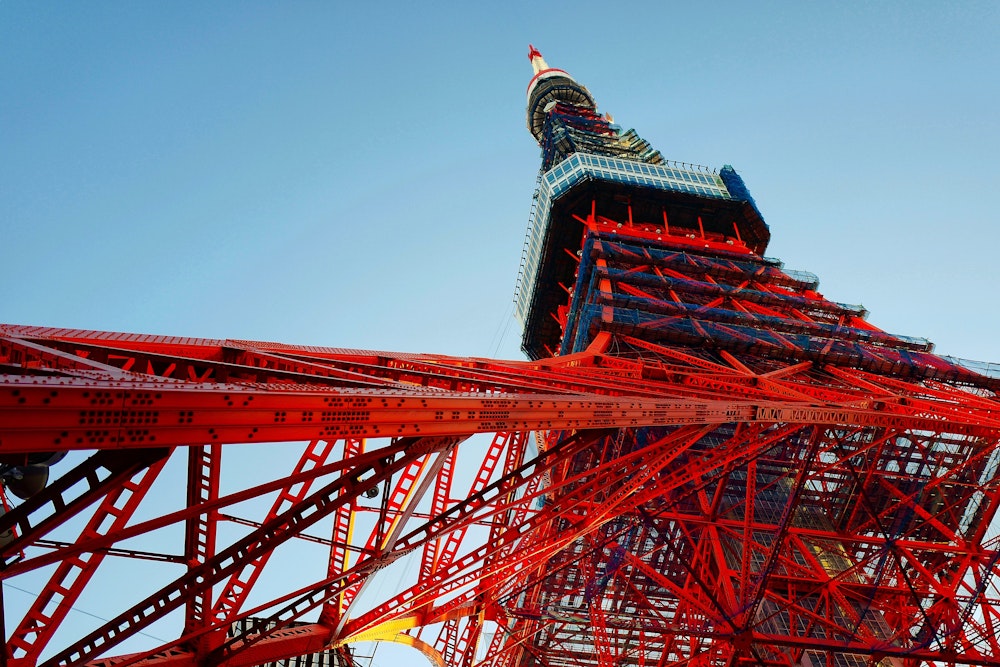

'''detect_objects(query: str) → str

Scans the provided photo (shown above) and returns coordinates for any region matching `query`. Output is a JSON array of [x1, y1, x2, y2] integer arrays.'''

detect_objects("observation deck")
[[515, 151, 769, 359]]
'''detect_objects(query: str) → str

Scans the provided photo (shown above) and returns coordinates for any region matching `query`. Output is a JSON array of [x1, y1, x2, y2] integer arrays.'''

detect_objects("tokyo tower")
[[3, 45, 1000, 667]]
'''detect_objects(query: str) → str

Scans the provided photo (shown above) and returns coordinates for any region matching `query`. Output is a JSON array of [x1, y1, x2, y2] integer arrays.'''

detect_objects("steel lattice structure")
[[3, 47, 1000, 667]]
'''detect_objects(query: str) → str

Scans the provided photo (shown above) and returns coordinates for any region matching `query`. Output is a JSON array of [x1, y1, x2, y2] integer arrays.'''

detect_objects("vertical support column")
[[437, 618, 458, 666], [417, 446, 456, 582], [184, 444, 221, 648], [327, 437, 363, 628], [455, 613, 483, 667], [739, 456, 757, 605], [582, 552, 614, 667]]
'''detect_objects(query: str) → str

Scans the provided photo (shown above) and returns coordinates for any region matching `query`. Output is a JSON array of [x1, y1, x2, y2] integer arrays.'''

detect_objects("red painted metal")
[[211, 439, 336, 627], [184, 444, 220, 645], [3, 322, 1000, 666], [6, 457, 170, 666]]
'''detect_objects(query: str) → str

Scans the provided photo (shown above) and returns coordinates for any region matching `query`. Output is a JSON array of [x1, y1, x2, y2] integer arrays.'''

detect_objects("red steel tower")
[[3, 46, 1000, 667]]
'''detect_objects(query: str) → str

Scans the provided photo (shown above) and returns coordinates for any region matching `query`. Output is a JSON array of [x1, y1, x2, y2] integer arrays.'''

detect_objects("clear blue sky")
[[4, 2, 999, 363], [2, 2, 999, 663]]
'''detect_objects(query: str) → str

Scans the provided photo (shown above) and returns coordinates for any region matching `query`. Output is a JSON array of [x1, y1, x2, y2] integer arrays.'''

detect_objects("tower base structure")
[[2, 320, 1000, 667]]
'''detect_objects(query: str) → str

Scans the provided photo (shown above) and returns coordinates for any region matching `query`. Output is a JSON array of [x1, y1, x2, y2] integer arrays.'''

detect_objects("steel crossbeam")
[[3, 328, 1000, 666]]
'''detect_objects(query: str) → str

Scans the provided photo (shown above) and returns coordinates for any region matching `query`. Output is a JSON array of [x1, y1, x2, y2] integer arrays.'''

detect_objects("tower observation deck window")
[[515, 154, 741, 326]]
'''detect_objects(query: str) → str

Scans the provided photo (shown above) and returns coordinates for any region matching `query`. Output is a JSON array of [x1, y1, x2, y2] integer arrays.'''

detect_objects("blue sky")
[[4, 2, 999, 363], [2, 2, 1000, 663]]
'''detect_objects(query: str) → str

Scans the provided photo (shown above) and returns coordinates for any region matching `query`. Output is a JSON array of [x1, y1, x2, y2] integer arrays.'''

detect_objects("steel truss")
[[1, 319, 1000, 667]]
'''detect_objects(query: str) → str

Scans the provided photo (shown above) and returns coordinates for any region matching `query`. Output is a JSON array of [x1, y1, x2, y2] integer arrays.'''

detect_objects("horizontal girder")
[[2, 325, 1000, 667]]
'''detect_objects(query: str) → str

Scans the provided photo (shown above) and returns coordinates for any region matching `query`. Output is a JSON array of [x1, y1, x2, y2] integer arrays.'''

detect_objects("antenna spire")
[[524, 45, 597, 142], [528, 44, 549, 74]]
